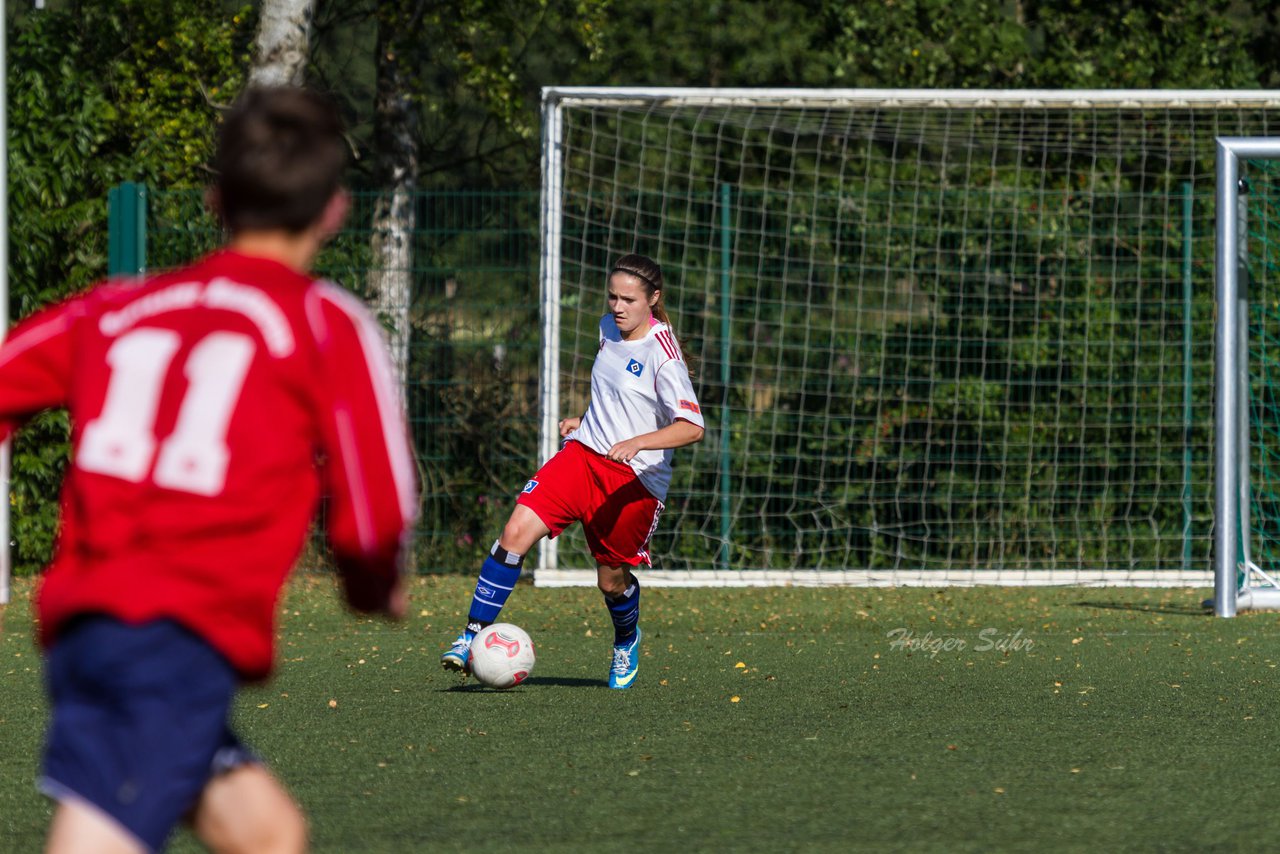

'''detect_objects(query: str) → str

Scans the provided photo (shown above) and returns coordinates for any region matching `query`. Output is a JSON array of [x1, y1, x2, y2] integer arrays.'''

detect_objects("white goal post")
[[1, 5, 10, 607], [536, 88, 1280, 589], [1214, 138, 1280, 616]]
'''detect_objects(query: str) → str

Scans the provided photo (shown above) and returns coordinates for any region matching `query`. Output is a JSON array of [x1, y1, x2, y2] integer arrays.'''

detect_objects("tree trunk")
[[249, 0, 315, 87], [368, 0, 420, 389]]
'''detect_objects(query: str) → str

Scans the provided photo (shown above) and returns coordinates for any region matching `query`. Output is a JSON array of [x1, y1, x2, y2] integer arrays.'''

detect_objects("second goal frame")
[[1214, 137, 1280, 616]]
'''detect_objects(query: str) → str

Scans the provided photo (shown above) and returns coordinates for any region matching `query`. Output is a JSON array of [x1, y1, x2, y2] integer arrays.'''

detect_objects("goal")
[[1215, 139, 1280, 615], [535, 88, 1280, 588]]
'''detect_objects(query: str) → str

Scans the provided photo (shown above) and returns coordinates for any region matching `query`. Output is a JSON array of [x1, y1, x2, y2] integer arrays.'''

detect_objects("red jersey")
[[0, 250, 417, 679]]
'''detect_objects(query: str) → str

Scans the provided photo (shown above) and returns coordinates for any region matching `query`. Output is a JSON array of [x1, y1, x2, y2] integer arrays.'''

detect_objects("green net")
[[1247, 161, 1280, 577], [547, 96, 1280, 578]]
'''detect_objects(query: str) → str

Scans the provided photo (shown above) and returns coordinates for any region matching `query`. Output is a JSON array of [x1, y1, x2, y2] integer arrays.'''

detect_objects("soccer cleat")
[[608, 627, 642, 690], [440, 633, 473, 673]]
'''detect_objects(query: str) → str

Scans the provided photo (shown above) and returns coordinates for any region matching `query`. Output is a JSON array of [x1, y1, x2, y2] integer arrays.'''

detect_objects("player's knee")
[[499, 510, 545, 555], [219, 803, 307, 854], [194, 767, 309, 854], [597, 572, 630, 599], [500, 516, 526, 547], [269, 804, 309, 854]]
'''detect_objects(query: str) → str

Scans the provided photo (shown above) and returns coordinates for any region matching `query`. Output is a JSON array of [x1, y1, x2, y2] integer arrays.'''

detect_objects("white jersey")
[[567, 315, 705, 501]]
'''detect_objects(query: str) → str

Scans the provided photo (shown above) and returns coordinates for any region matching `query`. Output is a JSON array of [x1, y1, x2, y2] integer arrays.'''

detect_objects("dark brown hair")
[[610, 253, 696, 373], [214, 86, 347, 234]]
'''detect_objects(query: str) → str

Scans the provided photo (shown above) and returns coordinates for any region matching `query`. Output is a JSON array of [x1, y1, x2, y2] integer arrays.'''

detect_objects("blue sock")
[[605, 573, 640, 646], [465, 541, 524, 638]]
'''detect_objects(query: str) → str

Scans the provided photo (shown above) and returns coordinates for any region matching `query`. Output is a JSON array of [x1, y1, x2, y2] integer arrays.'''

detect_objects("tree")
[[249, 0, 315, 86], [310, 0, 608, 190], [367, 0, 422, 386]]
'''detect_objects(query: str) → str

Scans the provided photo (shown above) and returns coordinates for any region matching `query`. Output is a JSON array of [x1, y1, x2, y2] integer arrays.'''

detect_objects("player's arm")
[[0, 298, 81, 442], [309, 285, 419, 617], [604, 420, 704, 463]]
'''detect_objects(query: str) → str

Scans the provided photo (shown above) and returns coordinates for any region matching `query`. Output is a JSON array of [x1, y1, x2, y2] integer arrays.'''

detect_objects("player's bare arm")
[[606, 419, 704, 463], [558, 416, 583, 437]]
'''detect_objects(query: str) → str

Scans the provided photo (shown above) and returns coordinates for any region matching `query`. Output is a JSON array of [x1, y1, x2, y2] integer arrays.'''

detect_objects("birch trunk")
[[368, 1, 419, 388], [248, 0, 315, 87], [370, 185, 414, 387]]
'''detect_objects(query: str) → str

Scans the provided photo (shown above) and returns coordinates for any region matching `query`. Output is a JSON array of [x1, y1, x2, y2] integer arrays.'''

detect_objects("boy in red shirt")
[[0, 86, 417, 853]]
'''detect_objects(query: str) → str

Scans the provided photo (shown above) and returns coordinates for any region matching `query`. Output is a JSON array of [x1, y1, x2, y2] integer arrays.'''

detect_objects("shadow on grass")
[[1073, 600, 1213, 617], [443, 675, 605, 692]]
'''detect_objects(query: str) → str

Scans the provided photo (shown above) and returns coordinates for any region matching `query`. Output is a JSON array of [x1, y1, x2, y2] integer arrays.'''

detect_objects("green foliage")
[[5, 1, 252, 573], [312, 0, 609, 189], [828, 0, 1260, 88], [9, 1, 251, 303], [307, 0, 1271, 190], [1026, 0, 1261, 88], [831, 0, 1031, 87], [587, 1, 840, 87], [9, 411, 69, 571]]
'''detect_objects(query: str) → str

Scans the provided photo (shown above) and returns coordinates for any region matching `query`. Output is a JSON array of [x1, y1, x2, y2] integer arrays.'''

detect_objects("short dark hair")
[[214, 86, 347, 234]]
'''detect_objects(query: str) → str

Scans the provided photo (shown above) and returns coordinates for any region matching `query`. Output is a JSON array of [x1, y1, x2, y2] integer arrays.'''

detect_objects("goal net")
[[537, 88, 1280, 588]]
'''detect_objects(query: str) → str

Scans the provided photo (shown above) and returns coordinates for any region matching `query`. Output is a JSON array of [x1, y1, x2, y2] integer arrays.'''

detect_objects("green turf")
[[4, 575, 1280, 852]]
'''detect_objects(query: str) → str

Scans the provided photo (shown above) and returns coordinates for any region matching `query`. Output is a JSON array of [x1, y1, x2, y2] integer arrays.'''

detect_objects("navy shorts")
[[39, 616, 257, 853]]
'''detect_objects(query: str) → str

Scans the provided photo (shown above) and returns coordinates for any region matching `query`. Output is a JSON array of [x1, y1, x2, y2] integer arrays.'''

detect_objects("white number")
[[154, 333, 255, 495], [78, 329, 182, 483], [77, 328, 256, 496]]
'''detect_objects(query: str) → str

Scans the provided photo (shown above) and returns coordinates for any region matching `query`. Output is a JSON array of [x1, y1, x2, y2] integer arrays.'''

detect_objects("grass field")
[[3, 574, 1280, 852]]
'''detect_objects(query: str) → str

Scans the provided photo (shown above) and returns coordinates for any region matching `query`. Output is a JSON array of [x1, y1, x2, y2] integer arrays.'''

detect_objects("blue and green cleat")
[[608, 627, 642, 690], [440, 633, 473, 673]]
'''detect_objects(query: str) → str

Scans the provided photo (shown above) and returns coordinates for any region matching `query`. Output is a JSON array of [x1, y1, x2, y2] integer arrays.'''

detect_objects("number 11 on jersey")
[[77, 328, 256, 496]]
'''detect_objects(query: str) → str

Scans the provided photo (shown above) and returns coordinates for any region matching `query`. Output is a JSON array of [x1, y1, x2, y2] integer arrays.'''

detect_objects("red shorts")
[[517, 440, 664, 567]]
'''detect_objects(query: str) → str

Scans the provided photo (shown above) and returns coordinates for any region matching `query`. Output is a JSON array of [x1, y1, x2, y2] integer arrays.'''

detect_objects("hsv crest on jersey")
[[522, 479, 539, 494], [626, 358, 644, 377]]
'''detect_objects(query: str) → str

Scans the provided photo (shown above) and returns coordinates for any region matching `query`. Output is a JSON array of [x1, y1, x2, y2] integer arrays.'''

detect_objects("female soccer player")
[[441, 254, 705, 689]]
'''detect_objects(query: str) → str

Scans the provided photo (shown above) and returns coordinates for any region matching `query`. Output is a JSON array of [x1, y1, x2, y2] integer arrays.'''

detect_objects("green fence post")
[[719, 182, 732, 571], [108, 182, 147, 276], [1182, 182, 1193, 572]]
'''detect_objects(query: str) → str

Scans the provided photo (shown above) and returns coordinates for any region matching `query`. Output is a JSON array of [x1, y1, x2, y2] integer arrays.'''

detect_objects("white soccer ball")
[[469, 623, 536, 689]]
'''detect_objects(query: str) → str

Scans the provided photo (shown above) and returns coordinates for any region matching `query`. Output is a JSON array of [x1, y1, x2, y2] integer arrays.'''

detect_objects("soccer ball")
[[469, 623, 536, 689]]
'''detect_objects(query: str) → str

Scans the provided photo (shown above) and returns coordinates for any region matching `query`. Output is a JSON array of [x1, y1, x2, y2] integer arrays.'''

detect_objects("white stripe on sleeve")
[[311, 283, 418, 526]]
